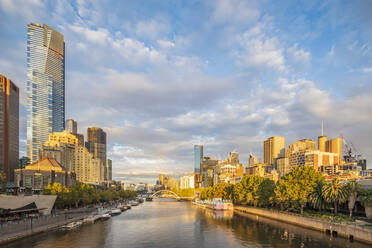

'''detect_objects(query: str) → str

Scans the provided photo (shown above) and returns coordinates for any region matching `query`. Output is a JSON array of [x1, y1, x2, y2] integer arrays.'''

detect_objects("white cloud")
[[211, 0, 260, 24], [362, 67, 372, 72], [236, 35, 286, 72], [287, 43, 311, 66], [157, 40, 175, 49], [136, 20, 169, 39], [71, 25, 110, 45], [0, 0, 44, 19]]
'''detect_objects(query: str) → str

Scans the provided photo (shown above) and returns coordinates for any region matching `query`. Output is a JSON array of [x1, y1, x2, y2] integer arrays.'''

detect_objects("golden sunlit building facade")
[[41, 130, 104, 184], [14, 157, 75, 189], [263, 136, 285, 165], [214, 152, 244, 184]]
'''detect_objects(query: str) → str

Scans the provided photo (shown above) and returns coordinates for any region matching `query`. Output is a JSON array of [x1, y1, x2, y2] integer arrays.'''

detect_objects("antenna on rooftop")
[[321, 121, 324, 136]]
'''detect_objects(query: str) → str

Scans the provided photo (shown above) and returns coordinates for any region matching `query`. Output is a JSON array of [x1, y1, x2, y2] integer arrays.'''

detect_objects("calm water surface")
[[3, 200, 370, 248]]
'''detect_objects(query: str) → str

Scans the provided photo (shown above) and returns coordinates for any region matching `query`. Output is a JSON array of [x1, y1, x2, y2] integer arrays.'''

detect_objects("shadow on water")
[[197, 206, 370, 248], [2, 201, 370, 248]]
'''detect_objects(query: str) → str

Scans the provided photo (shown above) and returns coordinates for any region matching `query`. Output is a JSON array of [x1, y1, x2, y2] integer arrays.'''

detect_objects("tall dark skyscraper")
[[26, 23, 65, 163], [85, 127, 107, 180], [0, 74, 19, 183], [194, 144, 203, 173]]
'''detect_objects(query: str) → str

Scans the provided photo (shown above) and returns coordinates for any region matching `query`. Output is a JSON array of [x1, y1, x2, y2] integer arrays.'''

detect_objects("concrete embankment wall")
[[234, 206, 372, 245], [0, 209, 96, 245]]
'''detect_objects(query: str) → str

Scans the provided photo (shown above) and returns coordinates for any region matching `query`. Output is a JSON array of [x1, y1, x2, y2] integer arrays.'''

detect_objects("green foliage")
[[322, 178, 349, 215], [359, 189, 372, 207], [310, 181, 329, 210], [42, 182, 136, 209], [275, 166, 324, 214], [198, 183, 233, 200], [303, 210, 355, 222], [257, 179, 276, 207], [233, 175, 264, 206], [346, 180, 360, 217], [171, 188, 195, 197], [0, 170, 6, 192]]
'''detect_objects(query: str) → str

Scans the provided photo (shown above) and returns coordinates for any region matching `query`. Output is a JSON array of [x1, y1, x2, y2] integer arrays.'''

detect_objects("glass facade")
[[0, 74, 19, 183], [27, 23, 65, 163], [194, 145, 203, 173]]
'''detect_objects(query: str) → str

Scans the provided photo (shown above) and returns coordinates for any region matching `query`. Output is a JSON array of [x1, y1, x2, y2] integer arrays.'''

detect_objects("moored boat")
[[100, 213, 111, 220], [110, 209, 122, 216], [129, 200, 139, 206], [61, 221, 82, 230]]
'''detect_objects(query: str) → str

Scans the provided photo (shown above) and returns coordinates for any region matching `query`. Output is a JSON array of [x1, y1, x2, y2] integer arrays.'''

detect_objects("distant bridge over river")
[[147, 190, 194, 201]]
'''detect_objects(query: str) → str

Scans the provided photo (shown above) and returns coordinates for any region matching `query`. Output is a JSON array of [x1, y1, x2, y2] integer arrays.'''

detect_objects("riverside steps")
[[234, 206, 372, 245]]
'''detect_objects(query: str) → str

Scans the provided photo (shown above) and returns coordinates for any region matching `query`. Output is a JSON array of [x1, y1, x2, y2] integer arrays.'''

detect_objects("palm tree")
[[310, 181, 329, 211], [346, 180, 360, 218], [322, 178, 349, 215]]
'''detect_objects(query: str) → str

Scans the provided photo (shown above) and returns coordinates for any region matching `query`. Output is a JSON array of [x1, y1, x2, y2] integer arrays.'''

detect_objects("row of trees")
[[43, 182, 137, 209], [199, 166, 372, 217]]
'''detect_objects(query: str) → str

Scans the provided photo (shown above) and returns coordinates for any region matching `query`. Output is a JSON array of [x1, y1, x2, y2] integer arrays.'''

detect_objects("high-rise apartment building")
[[194, 144, 203, 173], [106, 158, 112, 181], [40, 130, 103, 184], [263, 136, 285, 165], [0, 74, 19, 183], [66, 119, 77, 134], [325, 138, 342, 164], [85, 127, 107, 180], [41, 130, 77, 171], [27, 23, 65, 163], [65, 119, 84, 146]]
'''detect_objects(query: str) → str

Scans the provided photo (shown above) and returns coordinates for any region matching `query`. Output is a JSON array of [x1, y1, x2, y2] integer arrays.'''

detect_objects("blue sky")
[[1, 0, 372, 184]]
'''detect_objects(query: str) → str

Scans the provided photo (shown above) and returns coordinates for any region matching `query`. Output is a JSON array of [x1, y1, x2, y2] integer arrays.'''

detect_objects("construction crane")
[[340, 133, 362, 162]]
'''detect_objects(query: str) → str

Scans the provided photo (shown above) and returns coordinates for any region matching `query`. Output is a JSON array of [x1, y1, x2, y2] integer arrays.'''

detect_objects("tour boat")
[[213, 198, 233, 211]]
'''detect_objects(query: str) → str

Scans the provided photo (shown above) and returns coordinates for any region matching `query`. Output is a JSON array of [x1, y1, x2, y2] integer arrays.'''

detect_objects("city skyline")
[[1, 1, 372, 184]]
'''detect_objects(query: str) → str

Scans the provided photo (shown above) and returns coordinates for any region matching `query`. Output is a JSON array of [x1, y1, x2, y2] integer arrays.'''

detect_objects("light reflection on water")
[[2, 199, 370, 248]]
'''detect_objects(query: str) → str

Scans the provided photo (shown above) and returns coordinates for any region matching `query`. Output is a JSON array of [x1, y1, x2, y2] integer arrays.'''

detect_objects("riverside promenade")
[[234, 206, 372, 245], [0, 207, 97, 245]]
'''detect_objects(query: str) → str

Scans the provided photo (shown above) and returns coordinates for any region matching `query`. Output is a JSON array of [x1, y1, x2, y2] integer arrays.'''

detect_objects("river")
[[3, 199, 370, 248]]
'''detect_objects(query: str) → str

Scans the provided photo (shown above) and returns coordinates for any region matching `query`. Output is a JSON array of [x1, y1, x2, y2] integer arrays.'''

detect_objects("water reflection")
[[2, 200, 370, 248]]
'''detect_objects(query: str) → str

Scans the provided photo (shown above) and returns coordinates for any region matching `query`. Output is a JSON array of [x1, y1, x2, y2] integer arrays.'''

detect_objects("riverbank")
[[0, 209, 95, 245], [234, 205, 372, 244]]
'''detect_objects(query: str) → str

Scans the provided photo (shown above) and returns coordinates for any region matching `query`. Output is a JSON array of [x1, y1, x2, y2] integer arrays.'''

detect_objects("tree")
[[0, 170, 6, 192], [358, 189, 372, 208], [257, 179, 275, 207], [322, 178, 349, 215], [233, 175, 264, 206], [346, 180, 360, 217], [310, 181, 329, 211], [212, 183, 231, 199], [275, 166, 324, 214]]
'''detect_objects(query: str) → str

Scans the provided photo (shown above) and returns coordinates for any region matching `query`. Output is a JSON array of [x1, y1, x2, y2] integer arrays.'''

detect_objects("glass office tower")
[[26, 23, 65, 163], [194, 144, 203, 173]]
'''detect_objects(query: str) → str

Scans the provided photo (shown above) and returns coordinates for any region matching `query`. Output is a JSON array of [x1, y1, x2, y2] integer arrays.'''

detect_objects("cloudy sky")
[[1, 0, 372, 184]]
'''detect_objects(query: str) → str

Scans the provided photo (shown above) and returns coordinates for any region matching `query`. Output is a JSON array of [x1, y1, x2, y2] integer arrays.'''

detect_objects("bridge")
[[149, 190, 181, 199]]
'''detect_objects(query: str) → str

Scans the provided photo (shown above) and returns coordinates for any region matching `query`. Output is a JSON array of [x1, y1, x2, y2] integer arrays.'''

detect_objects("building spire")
[[321, 120, 324, 136]]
